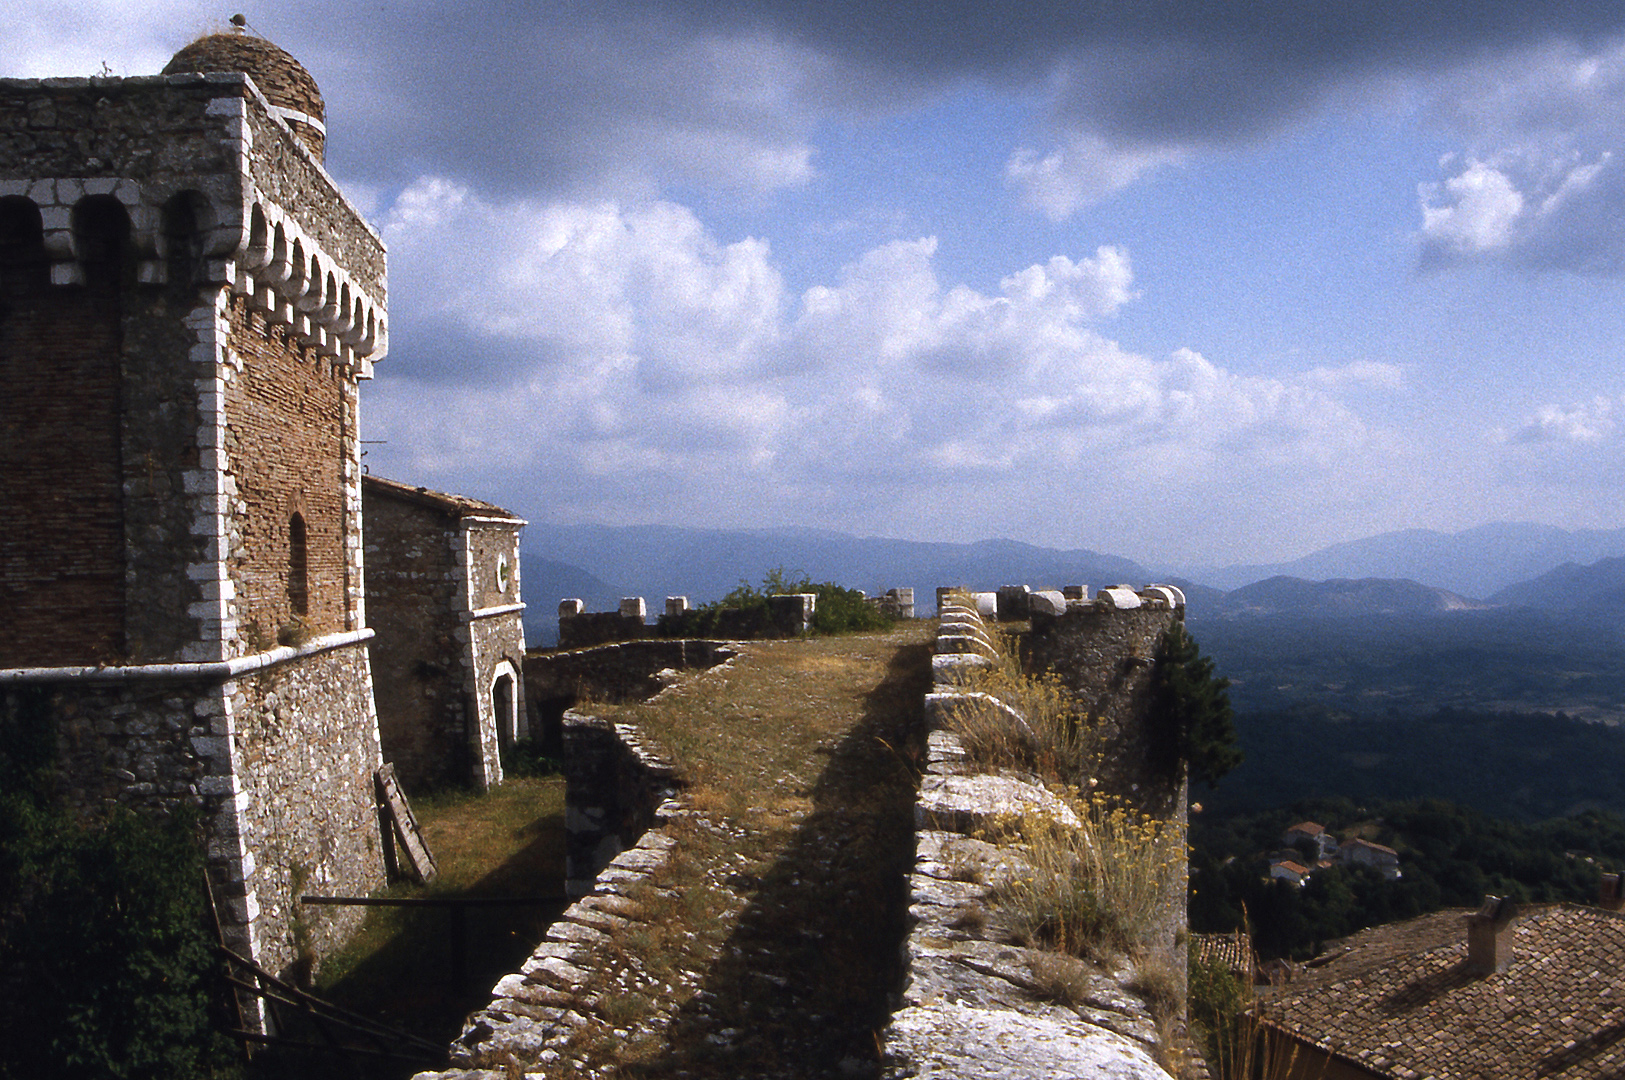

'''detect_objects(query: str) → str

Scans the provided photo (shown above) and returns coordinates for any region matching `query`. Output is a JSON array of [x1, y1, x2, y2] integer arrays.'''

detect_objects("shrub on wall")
[[0, 690, 236, 1080], [664, 568, 896, 638]]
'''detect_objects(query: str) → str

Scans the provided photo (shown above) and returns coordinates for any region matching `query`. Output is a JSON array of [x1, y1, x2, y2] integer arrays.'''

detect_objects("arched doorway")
[[491, 661, 518, 773]]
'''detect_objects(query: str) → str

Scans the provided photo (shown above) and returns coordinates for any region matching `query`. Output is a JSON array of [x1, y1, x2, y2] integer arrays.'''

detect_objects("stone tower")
[[0, 31, 389, 987]]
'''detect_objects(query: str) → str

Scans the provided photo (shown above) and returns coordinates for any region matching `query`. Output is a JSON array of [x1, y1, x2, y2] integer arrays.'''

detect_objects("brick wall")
[[0, 279, 126, 664], [226, 300, 350, 640]]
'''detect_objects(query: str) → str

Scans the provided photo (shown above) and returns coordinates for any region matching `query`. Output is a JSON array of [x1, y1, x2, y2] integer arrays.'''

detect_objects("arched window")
[[288, 512, 309, 616], [0, 196, 46, 293], [162, 191, 210, 292], [72, 195, 133, 290]]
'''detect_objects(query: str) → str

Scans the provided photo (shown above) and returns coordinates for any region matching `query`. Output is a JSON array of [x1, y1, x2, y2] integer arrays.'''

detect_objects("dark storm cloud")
[[286, 0, 1625, 197], [665, 0, 1625, 139]]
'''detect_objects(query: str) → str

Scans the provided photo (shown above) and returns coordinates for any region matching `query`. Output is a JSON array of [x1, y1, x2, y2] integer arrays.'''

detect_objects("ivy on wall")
[[0, 688, 236, 1080]]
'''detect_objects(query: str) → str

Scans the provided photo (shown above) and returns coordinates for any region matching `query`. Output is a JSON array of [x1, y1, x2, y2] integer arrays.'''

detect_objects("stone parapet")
[[561, 711, 679, 896], [880, 595, 1183, 1078]]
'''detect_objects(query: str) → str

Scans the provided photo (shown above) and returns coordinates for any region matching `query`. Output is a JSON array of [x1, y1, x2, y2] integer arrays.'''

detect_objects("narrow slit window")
[[289, 513, 309, 615]]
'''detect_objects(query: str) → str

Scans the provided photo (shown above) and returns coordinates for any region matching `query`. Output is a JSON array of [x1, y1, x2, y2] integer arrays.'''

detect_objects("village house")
[[1269, 858, 1313, 886], [1283, 820, 1339, 861], [1340, 836, 1402, 879]]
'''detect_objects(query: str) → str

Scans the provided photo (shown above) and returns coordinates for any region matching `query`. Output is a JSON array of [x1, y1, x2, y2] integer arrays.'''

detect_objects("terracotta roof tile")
[[1259, 904, 1625, 1079]]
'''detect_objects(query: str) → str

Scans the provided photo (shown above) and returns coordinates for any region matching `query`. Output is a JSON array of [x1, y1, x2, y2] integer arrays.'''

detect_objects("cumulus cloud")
[[1420, 158, 1526, 253], [1418, 148, 1625, 270], [1503, 396, 1621, 443], [365, 181, 1389, 532], [381, 178, 786, 388], [1416, 37, 1625, 273], [1005, 135, 1184, 216]]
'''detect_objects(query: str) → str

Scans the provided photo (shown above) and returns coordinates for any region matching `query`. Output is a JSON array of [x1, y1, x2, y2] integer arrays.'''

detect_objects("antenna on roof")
[[230, 13, 248, 32]]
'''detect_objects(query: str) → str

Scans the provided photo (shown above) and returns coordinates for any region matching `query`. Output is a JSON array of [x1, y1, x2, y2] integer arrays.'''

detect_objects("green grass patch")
[[312, 777, 568, 1047]]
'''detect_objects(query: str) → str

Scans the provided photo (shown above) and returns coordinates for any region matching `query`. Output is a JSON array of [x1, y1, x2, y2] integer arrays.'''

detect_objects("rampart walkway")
[[424, 625, 933, 1079]]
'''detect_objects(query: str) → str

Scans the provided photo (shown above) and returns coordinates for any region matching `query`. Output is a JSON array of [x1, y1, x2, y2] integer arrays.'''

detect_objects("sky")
[[9, 2, 1625, 566]]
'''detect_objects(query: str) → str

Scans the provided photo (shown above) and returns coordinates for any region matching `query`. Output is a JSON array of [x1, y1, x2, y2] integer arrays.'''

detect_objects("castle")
[[1, 31, 1193, 1075], [0, 31, 527, 998]]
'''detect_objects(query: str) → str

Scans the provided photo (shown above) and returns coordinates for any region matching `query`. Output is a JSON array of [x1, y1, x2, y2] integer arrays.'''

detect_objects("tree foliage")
[[665, 567, 896, 638], [1151, 623, 1241, 788], [1190, 796, 1625, 959], [0, 690, 236, 1079]]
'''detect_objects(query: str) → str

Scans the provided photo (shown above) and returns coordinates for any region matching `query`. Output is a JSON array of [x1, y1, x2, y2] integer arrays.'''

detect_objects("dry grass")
[[1128, 951, 1188, 1076], [939, 613, 1094, 784], [1026, 951, 1097, 1005], [993, 791, 1179, 959], [935, 598, 1180, 966]]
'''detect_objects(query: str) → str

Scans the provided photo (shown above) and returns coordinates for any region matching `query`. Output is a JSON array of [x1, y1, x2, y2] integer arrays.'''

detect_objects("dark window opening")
[[494, 673, 516, 755], [0, 196, 46, 295], [72, 196, 133, 291], [288, 513, 309, 616], [162, 191, 210, 294]]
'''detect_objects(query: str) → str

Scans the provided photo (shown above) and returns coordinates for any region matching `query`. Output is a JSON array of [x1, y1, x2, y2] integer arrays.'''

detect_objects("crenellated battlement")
[[0, 72, 386, 375]]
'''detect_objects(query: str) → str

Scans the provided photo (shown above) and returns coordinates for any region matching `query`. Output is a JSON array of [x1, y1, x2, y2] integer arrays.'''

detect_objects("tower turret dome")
[[163, 32, 327, 160]]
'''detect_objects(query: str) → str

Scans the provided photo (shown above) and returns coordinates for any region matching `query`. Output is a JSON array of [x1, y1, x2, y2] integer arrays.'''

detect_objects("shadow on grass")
[[624, 640, 932, 1080], [247, 788, 571, 1080]]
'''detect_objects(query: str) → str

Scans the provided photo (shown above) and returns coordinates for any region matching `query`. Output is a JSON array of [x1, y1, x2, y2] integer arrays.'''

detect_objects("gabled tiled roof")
[[1194, 931, 1256, 980], [1271, 860, 1311, 876], [362, 474, 524, 522], [1285, 821, 1325, 837], [1341, 837, 1399, 857], [1260, 904, 1625, 1079]]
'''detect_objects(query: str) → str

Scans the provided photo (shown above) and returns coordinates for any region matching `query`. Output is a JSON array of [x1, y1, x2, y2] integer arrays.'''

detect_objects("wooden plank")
[[375, 763, 437, 884]]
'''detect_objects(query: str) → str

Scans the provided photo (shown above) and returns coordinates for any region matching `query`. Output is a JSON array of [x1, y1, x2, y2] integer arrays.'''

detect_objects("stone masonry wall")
[[230, 641, 385, 978], [0, 66, 390, 996], [0, 631, 385, 977], [363, 492, 470, 791], [526, 639, 741, 707], [1, 73, 388, 668], [468, 611, 525, 788], [885, 600, 1177, 1079], [1024, 604, 1183, 819], [241, 92, 385, 301], [462, 521, 527, 788], [562, 713, 679, 896], [120, 255, 216, 663], [1023, 593, 1190, 975], [467, 522, 519, 612]]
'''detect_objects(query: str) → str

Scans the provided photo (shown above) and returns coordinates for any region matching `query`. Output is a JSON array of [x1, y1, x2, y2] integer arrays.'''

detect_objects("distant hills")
[[1184, 522, 1625, 600], [518, 521, 1625, 643], [520, 520, 1625, 606], [1209, 576, 1488, 619], [1488, 556, 1625, 610], [522, 524, 1148, 609]]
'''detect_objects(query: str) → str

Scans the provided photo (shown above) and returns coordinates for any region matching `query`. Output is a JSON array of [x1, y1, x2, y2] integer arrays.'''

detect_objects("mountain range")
[[1182, 522, 1625, 599], [519, 521, 1625, 643]]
